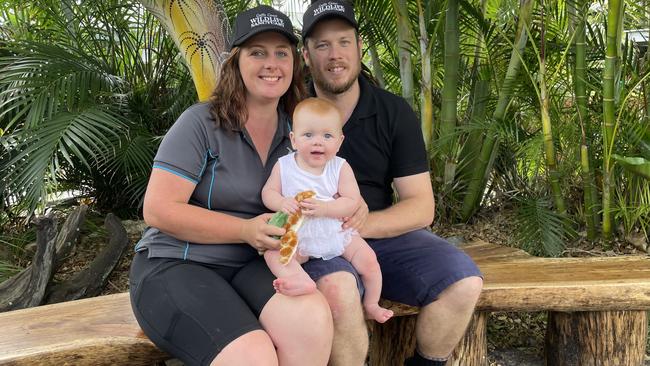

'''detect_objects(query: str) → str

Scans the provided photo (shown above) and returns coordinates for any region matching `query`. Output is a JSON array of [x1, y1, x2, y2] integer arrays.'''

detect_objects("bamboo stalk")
[[573, 0, 598, 239], [539, 0, 566, 215], [367, 38, 386, 89], [392, 0, 415, 107], [460, 0, 535, 221], [602, 0, 625, 241], [416, 0, 433, 151], [439, 0, 460, 190]]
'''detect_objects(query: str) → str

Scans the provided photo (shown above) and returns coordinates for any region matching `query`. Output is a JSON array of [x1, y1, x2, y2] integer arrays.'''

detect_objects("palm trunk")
[[417, 0, 434, 152], [367, 38, 386, 89], [539, 3, 566, 215], [138, 0, 227, 101], [572, 0, 598, 239], [392, 0, 415, 107], [460, 0, 534, 221], [439, 0, 460, 190], [602, 0, 625, 241]]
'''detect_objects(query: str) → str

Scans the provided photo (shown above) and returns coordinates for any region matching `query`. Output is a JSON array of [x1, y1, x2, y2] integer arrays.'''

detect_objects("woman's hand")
[[240, 213, 285, 253], [341, 198, 368, 231], [300, 198, 329, 217]]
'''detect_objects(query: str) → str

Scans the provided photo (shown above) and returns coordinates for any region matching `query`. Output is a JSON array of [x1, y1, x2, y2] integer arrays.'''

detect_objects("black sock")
[[404, 352, 447, 366]]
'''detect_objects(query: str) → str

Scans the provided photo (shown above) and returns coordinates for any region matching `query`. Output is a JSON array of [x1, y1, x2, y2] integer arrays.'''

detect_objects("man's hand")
[[240, 213, 285, 253], [342, 199, 368, 232]]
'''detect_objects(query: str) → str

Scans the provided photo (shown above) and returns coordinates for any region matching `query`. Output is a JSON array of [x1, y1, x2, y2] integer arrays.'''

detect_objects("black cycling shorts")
[[129, 251, 276, 366]]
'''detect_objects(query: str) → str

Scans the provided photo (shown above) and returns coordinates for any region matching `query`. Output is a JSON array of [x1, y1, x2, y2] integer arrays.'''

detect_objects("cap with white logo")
[[229, 5, 299, 50], [302, 0, 358, 39]]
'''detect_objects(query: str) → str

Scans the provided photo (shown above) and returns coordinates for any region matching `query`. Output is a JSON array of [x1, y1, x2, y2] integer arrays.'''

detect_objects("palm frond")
[[515, 196, 574, 256]]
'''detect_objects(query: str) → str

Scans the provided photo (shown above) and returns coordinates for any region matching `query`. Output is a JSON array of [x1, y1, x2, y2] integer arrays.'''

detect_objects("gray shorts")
[[302, 229, 482, 306]]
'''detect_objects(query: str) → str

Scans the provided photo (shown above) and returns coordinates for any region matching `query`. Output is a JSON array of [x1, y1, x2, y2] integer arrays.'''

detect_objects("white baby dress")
[[278, 152, 355, 260]]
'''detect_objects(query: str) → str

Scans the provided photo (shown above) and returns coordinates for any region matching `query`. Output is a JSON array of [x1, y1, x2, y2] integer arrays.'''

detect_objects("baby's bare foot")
[[365, 303, 394, 323], [273, 274, 317, 296]]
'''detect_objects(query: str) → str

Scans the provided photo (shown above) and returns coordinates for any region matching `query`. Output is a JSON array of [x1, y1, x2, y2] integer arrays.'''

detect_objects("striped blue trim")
[[134, 239, 145, 251], [198, 151, 209, 177], [152, 164, 199, 184], [183, 242, 190, 260], [207, 150, 218, 210]]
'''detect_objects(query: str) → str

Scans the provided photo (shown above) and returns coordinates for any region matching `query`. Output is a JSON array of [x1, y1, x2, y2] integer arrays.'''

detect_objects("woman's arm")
[[300, 162, 360, 218], [144, 168, 284, 250]]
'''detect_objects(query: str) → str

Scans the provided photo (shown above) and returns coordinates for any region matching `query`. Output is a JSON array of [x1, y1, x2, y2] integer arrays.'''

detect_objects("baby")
[[262, 97, 393, 323]]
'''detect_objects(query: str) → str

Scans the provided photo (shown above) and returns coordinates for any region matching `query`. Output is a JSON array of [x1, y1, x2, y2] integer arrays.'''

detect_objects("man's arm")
[[359, 172, 435, 239]]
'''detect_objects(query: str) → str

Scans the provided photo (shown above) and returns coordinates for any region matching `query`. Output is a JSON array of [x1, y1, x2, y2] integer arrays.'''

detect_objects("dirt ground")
[[50, 207, 649, 366]]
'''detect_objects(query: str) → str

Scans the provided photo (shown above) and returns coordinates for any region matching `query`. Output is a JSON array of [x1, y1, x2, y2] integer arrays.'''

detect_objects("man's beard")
[[310, 61, 360, 95]]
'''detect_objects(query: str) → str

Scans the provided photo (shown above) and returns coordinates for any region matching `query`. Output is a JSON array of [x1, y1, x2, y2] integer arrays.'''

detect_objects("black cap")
[[302, 0, 358, 39], [229, 5, 299, 50]]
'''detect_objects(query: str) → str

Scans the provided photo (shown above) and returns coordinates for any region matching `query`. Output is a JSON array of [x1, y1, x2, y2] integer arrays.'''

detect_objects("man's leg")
[[415, 276, 483, 358], [369, 229, 483, 365], [303, 258, 368, 366]]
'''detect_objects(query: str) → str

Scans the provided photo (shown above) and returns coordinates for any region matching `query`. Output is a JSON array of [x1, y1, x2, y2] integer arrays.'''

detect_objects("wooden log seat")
[[369, 240, 650, 366], [0, 240, 648, 365]]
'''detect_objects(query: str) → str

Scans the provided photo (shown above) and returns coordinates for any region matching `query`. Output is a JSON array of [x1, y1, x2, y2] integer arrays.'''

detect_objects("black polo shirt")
[[310, 76, 429, 211]]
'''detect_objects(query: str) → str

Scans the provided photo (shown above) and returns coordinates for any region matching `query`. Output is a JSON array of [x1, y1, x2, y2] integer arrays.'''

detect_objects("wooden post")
[[367, 311, 487, 366], [446, 312, 488, 366], [545, 310, 648, 365], [368, 314, 417, 366]]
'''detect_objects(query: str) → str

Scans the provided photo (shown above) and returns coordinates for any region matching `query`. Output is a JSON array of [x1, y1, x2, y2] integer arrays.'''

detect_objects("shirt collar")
[[307, 74, 377, 122]]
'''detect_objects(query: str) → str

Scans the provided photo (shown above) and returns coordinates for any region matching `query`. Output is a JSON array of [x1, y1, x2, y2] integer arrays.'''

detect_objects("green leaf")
[[612, 154, 650, 180]]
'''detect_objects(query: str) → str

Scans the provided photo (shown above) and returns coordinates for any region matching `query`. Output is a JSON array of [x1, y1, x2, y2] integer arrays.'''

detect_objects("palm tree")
[[0, 0, 197, 217]]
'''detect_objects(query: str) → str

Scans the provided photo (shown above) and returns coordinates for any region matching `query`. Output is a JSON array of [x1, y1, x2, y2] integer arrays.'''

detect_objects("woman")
[[129, 6, 333, 366]]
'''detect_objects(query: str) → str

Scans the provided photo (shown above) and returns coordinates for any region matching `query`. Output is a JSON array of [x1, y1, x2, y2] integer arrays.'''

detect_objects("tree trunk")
[[0, 217, 57, 312], [368, 315, 416, 366], [545, 310, 647, 365], [46, 213, 129, 304], [367, 312, 487, 366], [446, 312, 488, 366]]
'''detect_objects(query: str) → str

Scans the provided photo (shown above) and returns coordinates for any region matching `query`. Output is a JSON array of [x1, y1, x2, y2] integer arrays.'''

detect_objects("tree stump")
[[545, 310, 648, 365], [367, 304, 487, 366], [446, 312, 487, 366], [368, 313, 417, 366]]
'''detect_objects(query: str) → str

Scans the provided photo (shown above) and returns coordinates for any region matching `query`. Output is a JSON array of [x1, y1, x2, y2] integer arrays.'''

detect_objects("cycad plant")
[[0, 0, 197, 219]]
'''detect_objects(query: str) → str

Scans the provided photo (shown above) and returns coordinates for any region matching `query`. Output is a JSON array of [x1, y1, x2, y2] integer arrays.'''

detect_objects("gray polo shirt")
[[135, 102, 292, 266]]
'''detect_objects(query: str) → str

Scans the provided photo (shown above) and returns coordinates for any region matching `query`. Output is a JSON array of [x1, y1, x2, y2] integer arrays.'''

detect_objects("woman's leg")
[[211, 330, 277, 366], [130, 253, 277, 366], [259, 293, 333, 365], [231, 256, 333, 366]]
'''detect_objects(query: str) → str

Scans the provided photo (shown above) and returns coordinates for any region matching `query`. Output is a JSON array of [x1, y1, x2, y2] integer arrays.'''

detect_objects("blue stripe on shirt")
[[152, 164, 199, 184]]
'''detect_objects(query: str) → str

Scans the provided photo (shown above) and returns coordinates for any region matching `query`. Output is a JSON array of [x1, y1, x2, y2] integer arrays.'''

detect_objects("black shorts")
[[129, 251, 276, 366], [303, 229, 482, 307]]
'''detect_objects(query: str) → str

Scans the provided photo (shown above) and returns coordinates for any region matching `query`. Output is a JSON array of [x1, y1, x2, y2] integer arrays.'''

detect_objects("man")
[[300, 1, 484, 365]]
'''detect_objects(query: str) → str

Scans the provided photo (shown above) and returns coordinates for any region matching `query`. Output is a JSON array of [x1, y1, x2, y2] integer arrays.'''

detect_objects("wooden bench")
[[1, 240, 649, 365]]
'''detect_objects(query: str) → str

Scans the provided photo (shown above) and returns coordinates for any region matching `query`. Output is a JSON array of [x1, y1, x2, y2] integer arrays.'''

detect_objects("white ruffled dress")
[[278, 153, 355, 260]]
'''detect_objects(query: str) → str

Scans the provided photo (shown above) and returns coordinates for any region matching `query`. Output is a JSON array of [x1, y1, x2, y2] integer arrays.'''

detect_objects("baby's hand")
[[300, 198, 329, 217], [281, 197, 300, 214]]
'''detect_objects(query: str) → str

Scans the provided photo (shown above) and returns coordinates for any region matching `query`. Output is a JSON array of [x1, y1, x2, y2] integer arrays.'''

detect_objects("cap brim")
[[231, 27, 299, 49]]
